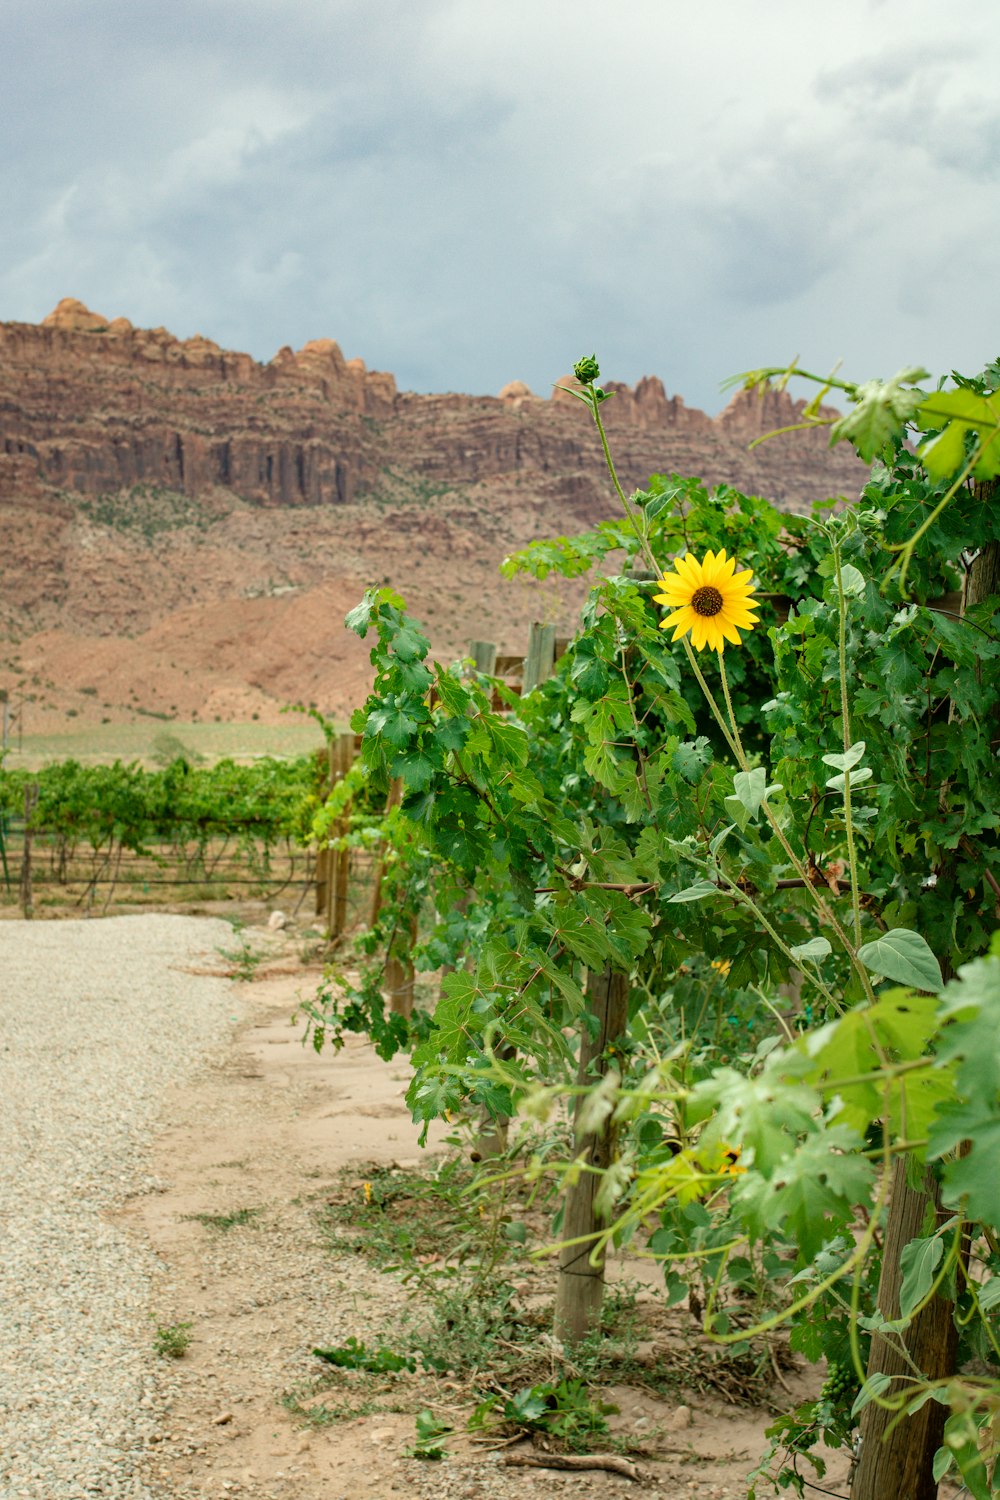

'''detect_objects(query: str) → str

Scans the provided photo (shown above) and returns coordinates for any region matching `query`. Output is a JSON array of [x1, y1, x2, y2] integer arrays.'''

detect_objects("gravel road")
[[0, 915, 238, 1500]]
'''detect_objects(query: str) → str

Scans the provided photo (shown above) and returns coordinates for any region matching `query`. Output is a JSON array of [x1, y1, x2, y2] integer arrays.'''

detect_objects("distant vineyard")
[[0, 756, 323, 910]]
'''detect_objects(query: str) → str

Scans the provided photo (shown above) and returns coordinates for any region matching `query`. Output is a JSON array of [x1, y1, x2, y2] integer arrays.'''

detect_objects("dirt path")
[[118, 949, 852, 1500]]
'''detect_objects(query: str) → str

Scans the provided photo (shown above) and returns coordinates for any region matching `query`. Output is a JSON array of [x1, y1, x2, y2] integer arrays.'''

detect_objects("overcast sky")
[[2, 0, 998, 411]]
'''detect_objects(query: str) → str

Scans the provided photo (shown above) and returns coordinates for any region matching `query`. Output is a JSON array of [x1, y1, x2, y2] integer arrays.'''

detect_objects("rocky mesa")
[[0, 299, 867, 736]]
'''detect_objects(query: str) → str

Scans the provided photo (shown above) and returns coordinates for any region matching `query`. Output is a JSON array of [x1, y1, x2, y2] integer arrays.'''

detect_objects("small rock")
[[268, 910, 287, 931], [669, 1404, 692, 1429]]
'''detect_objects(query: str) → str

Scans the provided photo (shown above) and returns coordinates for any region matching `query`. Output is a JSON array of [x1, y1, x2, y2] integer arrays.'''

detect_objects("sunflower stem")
[[680, 638, 743, 764], [587, 388, 665, 579], [714, 638, 876, 1002], [722, 878, 840, 1009], [716, 653, 750, 771]]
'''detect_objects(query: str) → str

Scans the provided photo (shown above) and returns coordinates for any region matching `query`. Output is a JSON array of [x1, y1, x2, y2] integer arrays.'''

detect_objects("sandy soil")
[[115, 946, 856, 1500]]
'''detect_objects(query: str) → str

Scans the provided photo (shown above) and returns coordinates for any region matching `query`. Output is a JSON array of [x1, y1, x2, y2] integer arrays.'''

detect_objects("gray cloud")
[[2, 0, 999, 410]]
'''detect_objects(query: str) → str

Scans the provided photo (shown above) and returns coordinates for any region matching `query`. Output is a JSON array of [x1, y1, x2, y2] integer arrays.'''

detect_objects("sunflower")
[[653, 549, 759, 652]]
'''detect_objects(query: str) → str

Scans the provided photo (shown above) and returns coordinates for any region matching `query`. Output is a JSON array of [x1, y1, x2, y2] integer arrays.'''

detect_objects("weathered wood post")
[[522, 622, 557, 696], [469, 640, 498, 675], [852, 526, 1000, 1500], [553, 966, 629, 1345], [366, 780, 416, 1018], [314, 740, 335, 919], [383, 916, 418, 1020], [19, 784, 38, 919], [468, 630, 559, 1160], [314, 732, 356, 936], [327, 731, 355, 939]]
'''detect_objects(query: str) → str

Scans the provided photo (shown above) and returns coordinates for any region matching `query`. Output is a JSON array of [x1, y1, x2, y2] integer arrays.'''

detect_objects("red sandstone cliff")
[[0, 300, 868, 734], [2, 297, 863, 513]]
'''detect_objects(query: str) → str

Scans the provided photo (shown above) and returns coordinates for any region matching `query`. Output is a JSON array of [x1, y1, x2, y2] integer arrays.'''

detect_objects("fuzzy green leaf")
[[789, 937, 832, 962], [821, 741, 867, 773], [857, 929, 943, 992], [667, 880, 720, 903]]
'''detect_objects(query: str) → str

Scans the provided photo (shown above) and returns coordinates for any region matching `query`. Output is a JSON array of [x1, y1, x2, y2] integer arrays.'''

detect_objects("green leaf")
[[825, 766, 873, 793], [851, 1372, 893, 1418], [927, 1103, 1000, 1226], [831, 368, 928, 461], [941, 1411, 992, 1500], [689, 1067, 820, 1175], [789, 937, 832, 962], [344, 594, 374, 637], [366, 702, 420, 748], [932, 1446, 954, 1483], [933, 951, 1000, 1118], [723, 795, 751, 833], [838, 563, 866, 597], [857, 929, 943, 991], [898, 1234, 945, 1320], [918, 420, 967, 480], [667, 880, 720, 903], [390, 618, 431, 664], [731, 767, 782, 819], [977, 1277, 1000, 1312], [821, 741, 867, 773], [390, 749, 437, 791], [733, 1123, 874, 1260], [672, 737, 713, 784]]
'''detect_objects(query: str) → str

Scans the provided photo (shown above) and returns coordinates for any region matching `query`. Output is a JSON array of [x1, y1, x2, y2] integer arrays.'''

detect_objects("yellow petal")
[[655, 580, 693, 601], [674, 553, 703, 584], [690, 616, 711, 650]]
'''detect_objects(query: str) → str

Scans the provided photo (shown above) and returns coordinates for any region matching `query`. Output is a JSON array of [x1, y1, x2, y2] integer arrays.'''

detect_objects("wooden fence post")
[[314, 739, 335, 919], [553, 966, 629, 1345], [19, 784, 38, 919], [326, 732, 355, 939], [314, 732, 356, 937], [469, 640, 497, 675], [852, 527, 1000, 1500], [366, 779, 416, 1018], [522, 622, 557, 696], [384, 915, 418, 1020], [369, 779, 403, 928]]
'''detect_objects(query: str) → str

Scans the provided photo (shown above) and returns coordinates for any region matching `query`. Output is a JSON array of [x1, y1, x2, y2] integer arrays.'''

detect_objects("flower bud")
[[573, 354, 600, 386]]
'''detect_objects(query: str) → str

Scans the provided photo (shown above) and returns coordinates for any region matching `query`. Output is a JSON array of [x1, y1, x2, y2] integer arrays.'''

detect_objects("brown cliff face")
[[2, 298, 863, 512], [0, 301, 868, 735]]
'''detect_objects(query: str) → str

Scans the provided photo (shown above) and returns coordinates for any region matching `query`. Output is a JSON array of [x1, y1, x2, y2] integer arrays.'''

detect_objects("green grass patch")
[[184, 1207, 262, 1232]]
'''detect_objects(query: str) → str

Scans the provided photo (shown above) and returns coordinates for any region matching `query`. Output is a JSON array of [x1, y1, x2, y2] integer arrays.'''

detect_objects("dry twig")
[[504, 1451, 643, 1481]]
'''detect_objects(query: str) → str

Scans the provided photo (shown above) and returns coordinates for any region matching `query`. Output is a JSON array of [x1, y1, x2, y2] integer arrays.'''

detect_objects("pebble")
[[0, 916, 239, 1500]]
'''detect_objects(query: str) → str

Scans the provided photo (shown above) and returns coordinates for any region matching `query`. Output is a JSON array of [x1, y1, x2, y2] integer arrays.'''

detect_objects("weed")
[[153, 1320, 192, 1358], [407, 1409, 452, 1460], [312, 1338, 417, 1374], [185, 1207, 261, 1232], [470, 1377, 615, 1451], [281, 1383, 406, 1427], [215, 920, 264, 981]]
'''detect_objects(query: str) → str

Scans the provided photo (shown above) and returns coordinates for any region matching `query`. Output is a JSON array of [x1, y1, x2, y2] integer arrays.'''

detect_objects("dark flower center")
[[691, 585, 724, 617]]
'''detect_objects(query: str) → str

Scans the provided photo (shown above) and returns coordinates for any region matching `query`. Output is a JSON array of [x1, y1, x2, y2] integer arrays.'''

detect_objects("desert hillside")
[[0, 298, 867, 738]]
